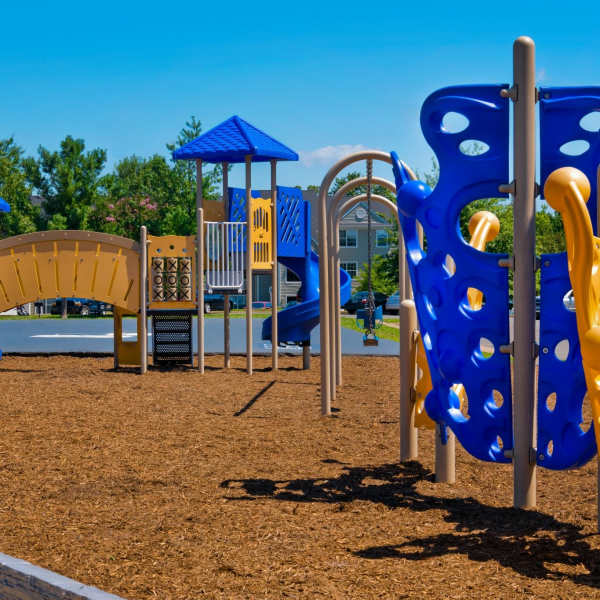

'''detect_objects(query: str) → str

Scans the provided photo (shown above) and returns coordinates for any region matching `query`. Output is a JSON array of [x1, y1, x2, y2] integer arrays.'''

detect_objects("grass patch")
[[340, 316, 399, 342]]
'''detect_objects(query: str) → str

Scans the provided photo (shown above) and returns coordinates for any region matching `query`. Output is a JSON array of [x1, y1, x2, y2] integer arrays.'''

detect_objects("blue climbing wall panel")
[[537, 254, 594, 469], [537, 87, 600, 469], [228, 187, 262, 251], [276, 186, 309, 258], [392, 84, 512, 462]]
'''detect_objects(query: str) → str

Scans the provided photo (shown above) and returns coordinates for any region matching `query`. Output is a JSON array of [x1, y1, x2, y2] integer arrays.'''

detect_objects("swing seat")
[[363, 334, 379, 347], [356, 304, 383, 330]]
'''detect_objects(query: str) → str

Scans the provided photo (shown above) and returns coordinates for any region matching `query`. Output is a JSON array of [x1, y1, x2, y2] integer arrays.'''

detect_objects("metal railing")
[[205, 221, 246, 292]]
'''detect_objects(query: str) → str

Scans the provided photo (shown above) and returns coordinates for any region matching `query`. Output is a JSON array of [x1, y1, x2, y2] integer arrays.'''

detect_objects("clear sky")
[[2, 0, 599, 190]]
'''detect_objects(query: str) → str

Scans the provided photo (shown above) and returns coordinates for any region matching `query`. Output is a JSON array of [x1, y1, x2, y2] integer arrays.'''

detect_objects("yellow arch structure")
[[414, 210, 501, 428], [0, 230, 141, 313], [544, 167, 600, 451]]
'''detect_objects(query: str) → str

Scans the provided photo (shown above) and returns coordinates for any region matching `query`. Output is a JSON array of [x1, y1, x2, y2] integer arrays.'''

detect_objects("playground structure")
[[394, 36, 600, 512], [0, 117, 353, 374], [315, 36, 600, 516], [0, 33, 598, 519]]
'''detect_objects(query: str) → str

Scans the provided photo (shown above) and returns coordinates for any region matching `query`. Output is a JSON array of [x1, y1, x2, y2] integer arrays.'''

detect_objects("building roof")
[[172, 116, 299, 164], [340, 201, 391, 225]]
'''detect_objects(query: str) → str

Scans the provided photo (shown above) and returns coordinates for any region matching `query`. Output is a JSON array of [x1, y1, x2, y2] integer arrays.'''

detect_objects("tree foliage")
[[23, 136, 106, 230], [0, 138, 39, 236]]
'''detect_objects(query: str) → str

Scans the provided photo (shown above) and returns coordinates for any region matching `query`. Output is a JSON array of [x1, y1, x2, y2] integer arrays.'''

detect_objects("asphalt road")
[[0, 317, 399, 356]]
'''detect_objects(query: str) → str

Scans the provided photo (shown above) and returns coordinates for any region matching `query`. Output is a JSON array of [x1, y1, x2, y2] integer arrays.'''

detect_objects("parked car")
[[50, 298, 111, 316], [204, 294, 234, 313], [385, 291, 401, 314], [251, 301, 272, 310], [230, 294, 247, 309], [343, 291, 388, 314]]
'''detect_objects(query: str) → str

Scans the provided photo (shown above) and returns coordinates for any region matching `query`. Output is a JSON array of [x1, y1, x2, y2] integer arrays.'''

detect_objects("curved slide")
[[262, 251, 352, 345]]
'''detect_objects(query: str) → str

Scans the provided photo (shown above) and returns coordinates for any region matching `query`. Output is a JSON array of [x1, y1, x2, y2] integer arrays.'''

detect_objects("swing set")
[[354, 159, 384, 346]]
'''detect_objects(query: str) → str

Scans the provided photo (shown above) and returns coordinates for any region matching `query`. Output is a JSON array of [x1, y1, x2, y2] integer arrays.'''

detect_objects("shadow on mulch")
[[221, 461, 600, 588]]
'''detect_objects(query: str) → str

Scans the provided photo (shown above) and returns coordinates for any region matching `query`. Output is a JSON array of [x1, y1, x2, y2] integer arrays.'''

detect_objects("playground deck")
[[0, 355, 598, 599]]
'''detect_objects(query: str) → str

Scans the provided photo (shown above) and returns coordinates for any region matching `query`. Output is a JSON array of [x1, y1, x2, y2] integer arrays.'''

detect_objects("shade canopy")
[[0, 198, 10, 213], [172, 115, 298, 164]]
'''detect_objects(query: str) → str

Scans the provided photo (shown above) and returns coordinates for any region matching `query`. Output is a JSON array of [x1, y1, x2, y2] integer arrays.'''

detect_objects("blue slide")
[[229, 184, 352, 346], [262, 251, 352, 345]]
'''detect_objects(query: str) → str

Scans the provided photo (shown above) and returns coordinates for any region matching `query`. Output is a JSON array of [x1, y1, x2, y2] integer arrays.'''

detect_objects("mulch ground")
[[0, 354, 599, 599]]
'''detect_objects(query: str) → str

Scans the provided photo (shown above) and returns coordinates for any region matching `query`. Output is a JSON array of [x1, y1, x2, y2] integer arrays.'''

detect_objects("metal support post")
[[196, 160, 205, 373], [435, 425, 456, 483], [140, 225, 148, 374], [223, 162, 231, 369], [245, 155, 253, 375], [511, 36, 537, 508], [271, 159, 278, 370], [302, 342, 311, 370], [400, 299, 418, 460]]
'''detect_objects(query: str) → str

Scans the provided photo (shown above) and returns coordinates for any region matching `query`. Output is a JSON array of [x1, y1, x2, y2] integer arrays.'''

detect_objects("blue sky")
[[2, 0, 600, 190]]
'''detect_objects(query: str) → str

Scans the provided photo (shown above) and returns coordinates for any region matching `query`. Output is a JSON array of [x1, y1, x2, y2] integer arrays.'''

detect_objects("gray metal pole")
[[511, 36, 537, 508], [271, 159, 278, 370], [303, 343, 310, 370], [435, 424, 455, 483], [328, 195, 337, 401], [399, 234, 406, 301], [113, 311, 119, 370], [399, 299, 418, 460], [223, 168, 230, 367], [140, 225, 148, 374], [245, 155, 253, 375], [198, 208, 205, 373], [196, 159, 204, 373], [223, 162, 231, 369]]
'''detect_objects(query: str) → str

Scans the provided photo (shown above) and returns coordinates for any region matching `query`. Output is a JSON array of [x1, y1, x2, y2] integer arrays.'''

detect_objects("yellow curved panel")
[[0, 231, 140, 313], [415, 210, 500, 428], [250, 197, 272, 270], [544, 167, 600, 452]]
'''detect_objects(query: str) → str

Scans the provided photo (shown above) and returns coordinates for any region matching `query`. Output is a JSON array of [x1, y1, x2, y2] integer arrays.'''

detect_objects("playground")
[[1, 353, 599, 600], [1, 30, 600, 600]]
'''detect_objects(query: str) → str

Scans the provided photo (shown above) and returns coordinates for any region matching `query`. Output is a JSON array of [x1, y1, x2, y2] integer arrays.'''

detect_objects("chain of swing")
[[362, 158, 380, 346], [366, 159, 376, 334]]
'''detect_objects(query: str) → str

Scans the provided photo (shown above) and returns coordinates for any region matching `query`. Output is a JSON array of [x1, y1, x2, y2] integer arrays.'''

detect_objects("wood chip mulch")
[[0, 354, 599, 599]]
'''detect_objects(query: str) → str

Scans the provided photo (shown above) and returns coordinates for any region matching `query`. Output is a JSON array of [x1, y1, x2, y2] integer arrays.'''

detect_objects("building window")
[[286, 268, 301, 283], [341, 262, 358, 279], [339, 229, 357, 248], [286, 295, 297, 305], [376, 229, 389, 247]]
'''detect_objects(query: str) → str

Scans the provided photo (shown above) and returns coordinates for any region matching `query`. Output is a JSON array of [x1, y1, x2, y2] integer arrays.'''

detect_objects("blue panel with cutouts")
[[537, 87, 600, 469], [540, 87, 600, 230], [537, 254, 595, 469], [391, 84, 512, 462]]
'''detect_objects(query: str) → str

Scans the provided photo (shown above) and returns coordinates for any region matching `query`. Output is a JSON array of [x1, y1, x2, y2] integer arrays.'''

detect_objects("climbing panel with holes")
[[391, 84, 512, 463], [537, 87, 600, 469]]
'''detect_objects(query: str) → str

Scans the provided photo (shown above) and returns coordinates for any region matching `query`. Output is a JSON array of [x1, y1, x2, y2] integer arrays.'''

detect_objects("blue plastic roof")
[[172, 115, 298, 163], [0, 198, 10, 213]]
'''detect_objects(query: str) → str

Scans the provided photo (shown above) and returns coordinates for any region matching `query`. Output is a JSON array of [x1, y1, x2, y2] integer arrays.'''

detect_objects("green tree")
[[91, 155, 174, 236], [0, 138, 39, 236], [164, 116, 221, 235], [23, 136, 107, 230]]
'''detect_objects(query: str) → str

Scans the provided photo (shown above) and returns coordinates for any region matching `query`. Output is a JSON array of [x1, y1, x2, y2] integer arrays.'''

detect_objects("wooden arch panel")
[[0, 231, 141, 313]]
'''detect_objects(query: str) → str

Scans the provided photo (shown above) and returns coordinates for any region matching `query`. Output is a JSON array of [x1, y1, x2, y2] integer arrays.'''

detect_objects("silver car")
[[385, 291, 401, 314]]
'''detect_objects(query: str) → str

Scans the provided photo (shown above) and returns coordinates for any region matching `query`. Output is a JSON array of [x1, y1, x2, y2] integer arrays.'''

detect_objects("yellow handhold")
[[413, 210, 500, 429], [544, 167, 600, 452]]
